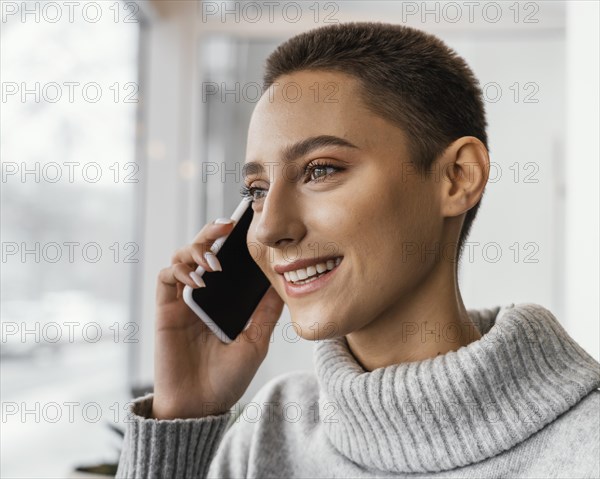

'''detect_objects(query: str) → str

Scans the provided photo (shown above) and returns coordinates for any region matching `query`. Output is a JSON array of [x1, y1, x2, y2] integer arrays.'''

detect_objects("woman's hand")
[[151, 220, 284, 419]]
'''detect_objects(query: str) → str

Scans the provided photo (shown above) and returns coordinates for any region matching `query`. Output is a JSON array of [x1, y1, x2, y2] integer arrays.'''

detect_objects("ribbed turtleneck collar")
[[313, 303, 600, 474]]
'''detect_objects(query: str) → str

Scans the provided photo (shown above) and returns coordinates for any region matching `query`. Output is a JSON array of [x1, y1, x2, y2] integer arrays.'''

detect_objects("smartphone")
[[183, 198, 272, 343]]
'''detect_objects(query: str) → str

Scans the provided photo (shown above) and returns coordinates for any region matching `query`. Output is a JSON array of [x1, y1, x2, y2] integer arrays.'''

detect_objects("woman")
[[116, 22, 600, 478]]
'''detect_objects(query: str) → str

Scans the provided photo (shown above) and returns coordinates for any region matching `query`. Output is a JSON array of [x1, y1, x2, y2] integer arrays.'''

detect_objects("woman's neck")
[[344, 261, 481, 371]]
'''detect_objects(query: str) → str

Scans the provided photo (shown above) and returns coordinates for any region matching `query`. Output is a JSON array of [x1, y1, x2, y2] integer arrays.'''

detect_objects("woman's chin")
[[288, 315, 341, 341]]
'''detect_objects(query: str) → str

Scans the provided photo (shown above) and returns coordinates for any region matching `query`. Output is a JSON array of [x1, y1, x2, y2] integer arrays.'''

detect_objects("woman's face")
[[244, 70, 443, 340]]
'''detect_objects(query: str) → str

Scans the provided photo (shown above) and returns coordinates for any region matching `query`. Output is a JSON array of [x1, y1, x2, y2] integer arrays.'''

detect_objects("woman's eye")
[[253, 189, 267, 200], [309, 165, 336, 182], [240, 185, 267, 202], [248, 188, 266, 201], [241, 163, 340, 202]]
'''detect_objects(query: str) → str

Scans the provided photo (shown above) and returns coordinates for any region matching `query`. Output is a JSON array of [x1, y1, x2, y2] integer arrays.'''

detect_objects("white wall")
[[565, 1, 600, 360]]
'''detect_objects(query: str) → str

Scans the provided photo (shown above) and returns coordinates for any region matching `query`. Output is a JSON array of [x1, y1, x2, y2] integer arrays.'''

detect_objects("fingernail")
[[204, 252, 222, 271], [214, 217, 234, 224], [189, 272, 206, 288]]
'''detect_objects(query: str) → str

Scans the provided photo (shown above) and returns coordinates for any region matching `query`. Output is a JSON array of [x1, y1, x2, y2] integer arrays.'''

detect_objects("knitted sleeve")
[[114, 393, 237, 478]]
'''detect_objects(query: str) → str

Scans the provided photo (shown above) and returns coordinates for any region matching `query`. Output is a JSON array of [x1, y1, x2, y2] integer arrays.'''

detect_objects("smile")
[[283, 257, 342, 284], [277, 256, 343, 298]]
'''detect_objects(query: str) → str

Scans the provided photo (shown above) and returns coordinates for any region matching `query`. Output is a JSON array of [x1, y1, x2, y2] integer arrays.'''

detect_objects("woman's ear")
[[437, 136, 490, 217]]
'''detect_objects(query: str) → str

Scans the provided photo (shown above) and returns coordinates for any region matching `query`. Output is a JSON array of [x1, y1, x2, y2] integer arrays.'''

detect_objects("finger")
[[171, 222, 234, 265], [171, 243, 222, 273], [190, 220, 235, 246], [157, 263, 204, 305]]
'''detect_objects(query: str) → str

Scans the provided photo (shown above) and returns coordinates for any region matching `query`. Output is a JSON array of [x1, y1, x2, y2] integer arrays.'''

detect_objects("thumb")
[[240, 286, 284, 347]]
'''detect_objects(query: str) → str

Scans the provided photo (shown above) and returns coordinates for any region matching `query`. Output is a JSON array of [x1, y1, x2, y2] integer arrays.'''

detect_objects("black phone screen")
[[190, 204, 272, 342]]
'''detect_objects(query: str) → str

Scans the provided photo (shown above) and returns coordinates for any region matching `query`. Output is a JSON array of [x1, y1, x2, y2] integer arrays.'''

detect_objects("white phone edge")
[[182, 197, 254, 344]]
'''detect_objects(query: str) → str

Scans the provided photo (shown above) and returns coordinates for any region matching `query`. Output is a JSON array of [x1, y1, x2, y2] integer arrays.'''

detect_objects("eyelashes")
[[240, 161, 342, 203], [239, 184, 261, 202]]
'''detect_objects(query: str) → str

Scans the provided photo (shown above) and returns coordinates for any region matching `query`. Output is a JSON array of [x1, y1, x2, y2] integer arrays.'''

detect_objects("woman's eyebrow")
[[243, 135, 358, 178]]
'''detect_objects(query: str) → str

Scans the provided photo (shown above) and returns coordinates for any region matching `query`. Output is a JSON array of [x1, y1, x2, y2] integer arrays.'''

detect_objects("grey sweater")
[[116, 303, 600, 478]]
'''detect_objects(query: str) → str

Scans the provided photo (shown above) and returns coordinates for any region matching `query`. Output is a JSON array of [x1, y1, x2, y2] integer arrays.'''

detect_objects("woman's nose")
[[254, 182, 305, 249]]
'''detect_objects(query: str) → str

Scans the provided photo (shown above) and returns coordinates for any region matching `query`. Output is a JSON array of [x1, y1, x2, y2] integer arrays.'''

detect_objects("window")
[[1, 2, 139, 476]]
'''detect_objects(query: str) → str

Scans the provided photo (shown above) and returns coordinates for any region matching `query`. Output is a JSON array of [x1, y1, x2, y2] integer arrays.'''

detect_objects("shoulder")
[[552, 388, 600, 437], [253, 369, 319, 404], [209, 371, 321, 477], [527, 389, 600, 477], [212, 371, 319, 449], [240, 370, 320, 423], [230, 370, 320, 435]]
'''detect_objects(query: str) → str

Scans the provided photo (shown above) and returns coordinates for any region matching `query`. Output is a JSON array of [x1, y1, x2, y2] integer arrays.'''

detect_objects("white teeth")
[[296, 269, 308, 280], [283, 257, 342, 284]]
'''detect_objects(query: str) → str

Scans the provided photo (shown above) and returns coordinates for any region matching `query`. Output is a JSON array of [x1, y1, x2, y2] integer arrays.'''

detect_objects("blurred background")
[[1, 1, 598, 477]]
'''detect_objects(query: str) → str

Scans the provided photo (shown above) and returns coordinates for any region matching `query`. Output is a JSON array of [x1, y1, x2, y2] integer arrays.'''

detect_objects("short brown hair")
[[263, 22, 489, 264]]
